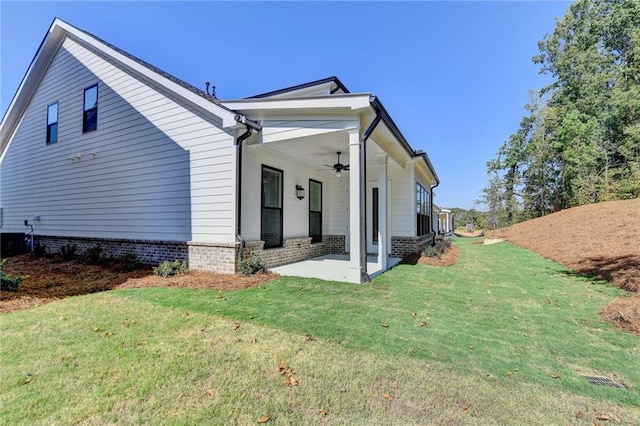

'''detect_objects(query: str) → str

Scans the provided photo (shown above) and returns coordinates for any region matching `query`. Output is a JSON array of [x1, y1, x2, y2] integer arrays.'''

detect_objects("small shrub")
[[60, 244, 77, 261], [32, 242, 47, 258], [85, 245, 103, 265], [239, 253, 266, 275], [423, 239, 453, 258], [0, 259, 26, 292], [153, 260, 188, 278], [117, 250, 140, 272], [423, 245, 441, 258]]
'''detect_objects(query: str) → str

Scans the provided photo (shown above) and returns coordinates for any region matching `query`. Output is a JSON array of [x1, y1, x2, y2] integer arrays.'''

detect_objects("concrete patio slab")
[[270, 254, 402, 283]]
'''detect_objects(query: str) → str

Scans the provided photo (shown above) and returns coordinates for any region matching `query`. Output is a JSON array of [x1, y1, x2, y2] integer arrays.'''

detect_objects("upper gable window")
[[46, 102, 58, 144], [83, 84, 98, 133]]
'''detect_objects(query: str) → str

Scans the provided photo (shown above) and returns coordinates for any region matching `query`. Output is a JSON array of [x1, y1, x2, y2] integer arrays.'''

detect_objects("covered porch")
[[271, 254, 402, 283]]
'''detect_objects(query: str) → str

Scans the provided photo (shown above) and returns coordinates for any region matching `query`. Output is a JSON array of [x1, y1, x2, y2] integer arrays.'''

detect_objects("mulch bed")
[[418, 245, 460, 267], [1, 255, 275, 314]]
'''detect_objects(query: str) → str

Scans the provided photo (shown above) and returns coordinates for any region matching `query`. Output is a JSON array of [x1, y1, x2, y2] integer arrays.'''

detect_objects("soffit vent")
[[581, 375, 625, 389]]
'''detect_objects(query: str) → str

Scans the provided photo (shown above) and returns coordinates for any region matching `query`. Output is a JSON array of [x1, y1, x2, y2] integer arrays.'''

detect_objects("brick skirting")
[[33, 235, 239, 274], [243, 234, 345, 269], [390, 233, 435, 258], [35, 235, 189, 265]]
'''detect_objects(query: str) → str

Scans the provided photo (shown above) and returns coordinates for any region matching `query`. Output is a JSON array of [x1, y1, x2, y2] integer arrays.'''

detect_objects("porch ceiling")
[[248, 132, 403, 174]]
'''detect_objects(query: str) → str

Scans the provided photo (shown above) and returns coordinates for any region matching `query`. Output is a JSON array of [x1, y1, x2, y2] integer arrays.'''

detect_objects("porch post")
[[377, 153, 388, 270], [347, 128, 364, 283]]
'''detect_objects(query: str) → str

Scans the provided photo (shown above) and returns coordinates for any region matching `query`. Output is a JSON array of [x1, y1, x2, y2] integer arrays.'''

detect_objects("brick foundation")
[[34, 235, 240, 274], [242, 234, 345, 269], [390, 233, 435, 258], [35, 235, 189, 265], [31, 233, 367, 273], [187, 241, 238, 274]]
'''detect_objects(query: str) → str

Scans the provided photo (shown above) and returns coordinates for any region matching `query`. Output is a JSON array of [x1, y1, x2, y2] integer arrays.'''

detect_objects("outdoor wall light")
[[296, 185, 305, 200]]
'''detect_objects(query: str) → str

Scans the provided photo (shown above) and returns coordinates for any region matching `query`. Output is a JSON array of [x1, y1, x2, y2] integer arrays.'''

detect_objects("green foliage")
[[485, 0, 640, 221], [32, 242, 47, 258], [59, 244, 77, 261], [153, 260, 187, 278], [0, 259, 26, 292], [238, 253, 265, 275], [85, 245, 103, 265], [423, 238, 452, 258], [116, 251, 140, 272]]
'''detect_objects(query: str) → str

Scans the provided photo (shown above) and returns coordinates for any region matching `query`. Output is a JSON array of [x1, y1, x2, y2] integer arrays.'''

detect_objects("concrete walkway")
[[270, 254, 402, 283]]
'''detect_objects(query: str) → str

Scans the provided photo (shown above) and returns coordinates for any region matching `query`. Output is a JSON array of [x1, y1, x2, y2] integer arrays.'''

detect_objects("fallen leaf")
[[550, 373, 561, 379], [206, 389, 215, 396], [595, 414, 610, 421], [136, 341, 147, 346], [513, 316, 518, 320], [283, 376, 298, 386], [381, 323, 389, 328], [412, 311, 417, 317], [461, 403, 471, 412], [420, 322, 430, 328], [215, 293, 223, 299], [177, 392, 185, 399], [469, 345, 474, 350], [249, 315, 254, 319], [319, 409, 328, 416], [383, 393, 394, 401], [182, 312, 190, 317], [92, 327, 100, 332], [506, 370, 513, 378], [305, 333, 315, 341], [233, 324, 241, 330], [575, 411, 584, 419], [257, 413, 271, 423]]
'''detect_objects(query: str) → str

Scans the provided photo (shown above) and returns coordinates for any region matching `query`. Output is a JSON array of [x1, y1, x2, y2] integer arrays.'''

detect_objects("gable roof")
[[1, 18, 254, 154], [247, 76, 350, 99], [227, 77, 440, 185]]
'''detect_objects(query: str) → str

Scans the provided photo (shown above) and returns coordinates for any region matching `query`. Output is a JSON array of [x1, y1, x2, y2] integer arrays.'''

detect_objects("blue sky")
[[1, 1, 570, 209]]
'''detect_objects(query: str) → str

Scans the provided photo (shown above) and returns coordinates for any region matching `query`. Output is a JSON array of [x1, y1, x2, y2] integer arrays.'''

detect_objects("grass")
[[1, 238, 639, 424]]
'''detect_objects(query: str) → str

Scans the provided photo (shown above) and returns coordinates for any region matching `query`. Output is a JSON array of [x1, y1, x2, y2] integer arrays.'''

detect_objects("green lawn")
[[2, 238, 639, 424]]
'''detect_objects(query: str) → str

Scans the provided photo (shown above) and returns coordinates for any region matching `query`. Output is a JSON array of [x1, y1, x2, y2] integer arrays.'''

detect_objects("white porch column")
[[377, 153, 388, 270], [347, 128, 363, 283]]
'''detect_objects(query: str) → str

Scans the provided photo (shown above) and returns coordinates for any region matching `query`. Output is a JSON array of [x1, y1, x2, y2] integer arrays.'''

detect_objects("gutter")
[[369, 96, 440, 185], [234, 114, 262, 264], [429, 180, 440, 241]]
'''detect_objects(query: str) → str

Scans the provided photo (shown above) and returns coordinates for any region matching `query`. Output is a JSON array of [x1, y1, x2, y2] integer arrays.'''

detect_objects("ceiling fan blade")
[[343, 165, 350, 170], [323, 164, 334, 168]]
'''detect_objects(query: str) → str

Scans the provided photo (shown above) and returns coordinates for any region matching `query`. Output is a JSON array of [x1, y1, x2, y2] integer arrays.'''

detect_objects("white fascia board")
[[1, 21, 66, 154], [55, 20, 238, 128], [221, 93, 372, 113]]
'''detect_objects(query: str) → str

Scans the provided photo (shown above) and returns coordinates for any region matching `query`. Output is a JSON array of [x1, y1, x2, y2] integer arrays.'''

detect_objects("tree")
[[485, 0, 640, 223]]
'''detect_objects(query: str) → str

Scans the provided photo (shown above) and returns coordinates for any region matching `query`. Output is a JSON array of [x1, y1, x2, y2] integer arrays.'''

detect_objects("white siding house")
[[1, 19, 440, 283]]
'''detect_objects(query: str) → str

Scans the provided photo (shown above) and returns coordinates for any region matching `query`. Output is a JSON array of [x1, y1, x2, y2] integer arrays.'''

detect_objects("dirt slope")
[[494, 198, 640, 334]]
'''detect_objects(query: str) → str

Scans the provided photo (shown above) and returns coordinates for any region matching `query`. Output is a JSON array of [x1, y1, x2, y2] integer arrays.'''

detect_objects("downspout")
[[234, 115, 262, 265], [430, 181, 439, 243], [359, 105, 383, 283]]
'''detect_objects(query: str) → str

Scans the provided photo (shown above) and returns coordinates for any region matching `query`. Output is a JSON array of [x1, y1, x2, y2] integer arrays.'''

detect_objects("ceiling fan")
[[324, 151, 349, 177]]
